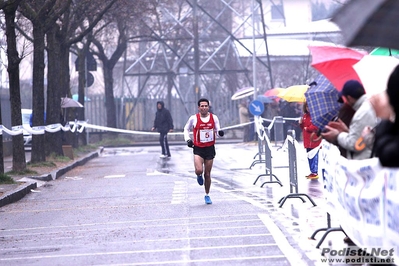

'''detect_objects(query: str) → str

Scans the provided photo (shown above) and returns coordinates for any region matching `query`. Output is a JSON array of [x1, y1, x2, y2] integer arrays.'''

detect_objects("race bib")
[[199, 129, 214, 143]]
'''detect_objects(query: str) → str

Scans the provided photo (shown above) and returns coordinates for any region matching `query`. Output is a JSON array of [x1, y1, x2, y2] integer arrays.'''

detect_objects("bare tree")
[[19, 0, 71, 163], [0, 0, 26, 172], [90, 0, 153, 130], [45, 0, 106, 152]]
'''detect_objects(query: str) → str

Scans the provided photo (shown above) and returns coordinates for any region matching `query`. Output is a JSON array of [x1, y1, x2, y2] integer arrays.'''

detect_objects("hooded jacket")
[[153, 101, 174, 133]]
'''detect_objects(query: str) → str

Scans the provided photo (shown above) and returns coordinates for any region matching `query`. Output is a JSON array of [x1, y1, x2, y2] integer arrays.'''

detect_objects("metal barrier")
[[249, 116, 267, 169], [309, 212, 344, 249], [273, 116, 284, 147], [250, 116, 276, 169], [252, 131, 282, 187], [278, 130, 316, 208]]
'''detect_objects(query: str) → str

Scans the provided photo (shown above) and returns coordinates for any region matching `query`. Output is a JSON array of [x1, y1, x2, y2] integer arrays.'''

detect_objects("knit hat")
[[338, 80, 365, 103]]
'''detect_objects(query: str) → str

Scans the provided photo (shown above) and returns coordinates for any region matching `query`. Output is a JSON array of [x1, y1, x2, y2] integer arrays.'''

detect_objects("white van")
[[21, 109, 32, 146]]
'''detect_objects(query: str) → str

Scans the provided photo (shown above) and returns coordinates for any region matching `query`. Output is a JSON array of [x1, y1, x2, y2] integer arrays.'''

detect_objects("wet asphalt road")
[[0, 143, 324, 265]]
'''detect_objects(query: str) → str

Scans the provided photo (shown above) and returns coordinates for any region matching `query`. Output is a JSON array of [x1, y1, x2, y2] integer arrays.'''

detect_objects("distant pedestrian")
[[238, 100, 251, 142], [151, 101, 174, 158], [183, 98, 224, 204], [299, 102, 321, 180]]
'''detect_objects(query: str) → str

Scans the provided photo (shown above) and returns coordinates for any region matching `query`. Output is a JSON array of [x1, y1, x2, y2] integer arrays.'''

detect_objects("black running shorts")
[[193, 145, 216, 160]]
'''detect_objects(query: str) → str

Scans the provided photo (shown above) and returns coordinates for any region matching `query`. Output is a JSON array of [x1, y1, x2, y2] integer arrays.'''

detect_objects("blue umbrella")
[[256, 95, 274, 103], [305, 75, 342, 131]]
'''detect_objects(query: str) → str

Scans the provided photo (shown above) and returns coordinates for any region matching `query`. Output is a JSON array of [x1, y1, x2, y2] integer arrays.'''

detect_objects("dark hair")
[[302, 102, 308, 114], [387, 64, 399, 122], [338, 80, 365, 103], [198, 98, 209, 106]]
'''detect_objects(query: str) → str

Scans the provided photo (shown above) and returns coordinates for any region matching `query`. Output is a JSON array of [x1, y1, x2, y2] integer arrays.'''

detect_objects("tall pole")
[[252, 0, 257, 99], [193, 0, 200, 111]]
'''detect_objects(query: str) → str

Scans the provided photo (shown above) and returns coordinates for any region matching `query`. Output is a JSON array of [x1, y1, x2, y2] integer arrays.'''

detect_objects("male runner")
[[183, 98, 224, 204]]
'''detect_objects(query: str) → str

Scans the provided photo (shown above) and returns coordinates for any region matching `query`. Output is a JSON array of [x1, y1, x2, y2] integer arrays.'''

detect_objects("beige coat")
[[238, 104, 250, 123]]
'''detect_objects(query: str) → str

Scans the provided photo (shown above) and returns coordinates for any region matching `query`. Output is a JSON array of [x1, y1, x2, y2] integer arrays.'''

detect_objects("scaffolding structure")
[[120, 0, 280, 129]]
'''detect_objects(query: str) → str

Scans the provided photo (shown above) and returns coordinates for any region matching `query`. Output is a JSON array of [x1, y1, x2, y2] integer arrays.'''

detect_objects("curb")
[[0, 147, 103, 208], [0, 182, 37, 208]]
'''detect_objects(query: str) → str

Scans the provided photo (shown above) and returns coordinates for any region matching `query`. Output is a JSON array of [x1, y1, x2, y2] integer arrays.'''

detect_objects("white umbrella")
[[231, 87, 255, 100], [61, 97, 84, 108], [353, 55, 399, 95]]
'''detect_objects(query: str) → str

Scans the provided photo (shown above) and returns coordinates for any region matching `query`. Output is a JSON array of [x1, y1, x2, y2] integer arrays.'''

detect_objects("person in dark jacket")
[[151, 101, 174, 158], [373, 64, 399, 167]]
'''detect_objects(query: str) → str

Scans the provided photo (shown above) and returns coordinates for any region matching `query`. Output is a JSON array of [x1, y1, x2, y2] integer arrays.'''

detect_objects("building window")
[[271, 4, 284, 20]]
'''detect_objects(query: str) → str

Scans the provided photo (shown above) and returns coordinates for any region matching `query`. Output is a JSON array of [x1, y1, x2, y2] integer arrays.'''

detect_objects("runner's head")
[[198, 98, 210, 116]]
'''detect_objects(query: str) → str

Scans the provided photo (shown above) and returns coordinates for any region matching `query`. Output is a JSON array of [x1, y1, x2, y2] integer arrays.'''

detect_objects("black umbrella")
[[331, 0, 399, 50]]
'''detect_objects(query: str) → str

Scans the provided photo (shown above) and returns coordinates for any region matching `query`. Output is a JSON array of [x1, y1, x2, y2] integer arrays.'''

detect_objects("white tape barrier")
[[0, 121, 251, 137], [321, 140, 399, 256], [0, 122, 83, 136], [0, 116, 299, 138]]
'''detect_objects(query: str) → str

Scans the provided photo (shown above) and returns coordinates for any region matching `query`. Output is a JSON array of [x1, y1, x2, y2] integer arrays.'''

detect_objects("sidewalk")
[[0, 148, 103, 208]]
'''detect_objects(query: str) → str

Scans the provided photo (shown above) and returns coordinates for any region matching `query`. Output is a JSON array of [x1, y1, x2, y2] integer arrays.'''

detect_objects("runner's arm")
[[183, 115, 196, 142], [213, 115, 224, 137]]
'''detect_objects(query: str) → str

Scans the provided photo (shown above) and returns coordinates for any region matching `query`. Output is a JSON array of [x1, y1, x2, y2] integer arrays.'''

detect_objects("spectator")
[[262, 101, 280, 141], [238, 100, 251, 142], [321, 80, 378, 159], [373, 64, 399, 167], [299, 102, 322, 179], [280, 101, 301, 140], [151, 101, 174, 158]]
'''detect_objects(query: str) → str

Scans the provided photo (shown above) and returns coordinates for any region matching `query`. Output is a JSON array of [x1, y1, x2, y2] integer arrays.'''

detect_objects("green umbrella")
[[370, 47, 399, 56]]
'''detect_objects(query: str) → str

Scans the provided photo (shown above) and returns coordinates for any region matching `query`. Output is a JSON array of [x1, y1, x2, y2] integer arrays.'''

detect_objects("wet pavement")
[[0, 141, 386, 265]]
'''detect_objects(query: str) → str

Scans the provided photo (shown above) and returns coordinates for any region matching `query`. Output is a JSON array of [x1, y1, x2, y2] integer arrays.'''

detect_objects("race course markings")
[[104, 174, 126, 179]]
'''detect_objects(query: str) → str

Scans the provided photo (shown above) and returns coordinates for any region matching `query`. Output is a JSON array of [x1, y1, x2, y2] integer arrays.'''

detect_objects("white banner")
[[321, 141, 399, 260]]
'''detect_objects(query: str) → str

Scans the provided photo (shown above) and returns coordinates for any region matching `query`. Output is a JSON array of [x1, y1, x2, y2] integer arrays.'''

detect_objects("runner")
[[183, 98, 224, 204]]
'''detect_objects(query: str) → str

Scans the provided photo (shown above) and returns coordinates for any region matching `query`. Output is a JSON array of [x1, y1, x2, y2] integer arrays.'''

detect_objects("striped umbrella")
[[305, 75, 342, 131]]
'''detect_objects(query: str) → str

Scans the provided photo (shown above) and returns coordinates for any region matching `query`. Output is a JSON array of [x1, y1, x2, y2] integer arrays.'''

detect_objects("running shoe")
[[197, 175, 203, 186], [159, 154, 168, 158], [204, 195, 212, 204], [307, 173, 319, 180]]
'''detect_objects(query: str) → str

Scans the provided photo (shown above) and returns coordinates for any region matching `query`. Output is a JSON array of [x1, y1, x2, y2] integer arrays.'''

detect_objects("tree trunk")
[[76, 47, 88, 147], [30, 26, 46, 163], [4, 3, 26, 171], [45, 25, 63, 156], [103, 62, 117, 129]]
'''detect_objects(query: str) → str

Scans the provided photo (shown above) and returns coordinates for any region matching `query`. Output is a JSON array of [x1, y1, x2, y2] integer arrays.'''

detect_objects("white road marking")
[[258, 213, 308, 266], [171, 181, 187, 204], [104, 175, 125, 179], [64, 176, 83, 180], [1, 214, 263, 232], [0, 243, 282, 262]]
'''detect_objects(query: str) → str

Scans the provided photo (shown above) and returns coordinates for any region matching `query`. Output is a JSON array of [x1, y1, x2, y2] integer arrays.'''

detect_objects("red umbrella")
[[264, 88, 283, 98], [263, 88, 283, 102], [308, 45, 367, 91]]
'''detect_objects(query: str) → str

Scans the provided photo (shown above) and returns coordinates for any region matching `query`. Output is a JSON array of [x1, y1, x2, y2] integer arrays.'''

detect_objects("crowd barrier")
[[278, 130, 316, 208], [251, 116, 282, 187], [317, 140, 399, 260]]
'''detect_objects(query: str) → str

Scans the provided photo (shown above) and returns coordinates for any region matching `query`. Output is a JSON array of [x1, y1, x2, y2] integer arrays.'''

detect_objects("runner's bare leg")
[[204, 159, 213, 194], [194, 155, 204, 177]]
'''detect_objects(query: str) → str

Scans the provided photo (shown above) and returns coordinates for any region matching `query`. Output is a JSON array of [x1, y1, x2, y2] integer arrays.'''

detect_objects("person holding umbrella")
[[299, 102, 322, 180]]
